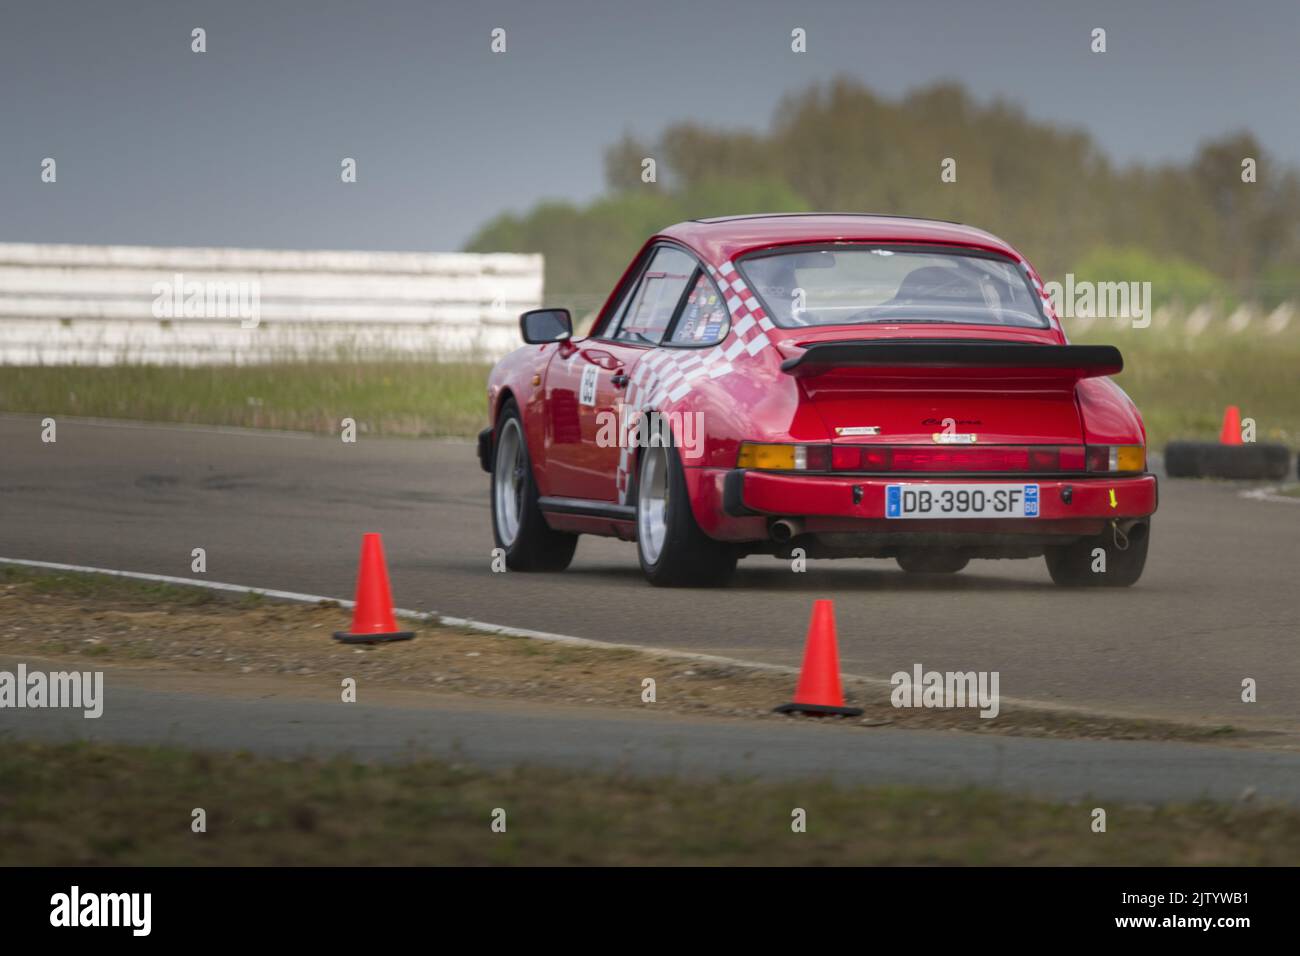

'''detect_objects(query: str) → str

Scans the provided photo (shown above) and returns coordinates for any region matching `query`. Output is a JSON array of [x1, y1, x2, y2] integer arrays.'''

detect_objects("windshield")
[[737, 245, 1049, 329]]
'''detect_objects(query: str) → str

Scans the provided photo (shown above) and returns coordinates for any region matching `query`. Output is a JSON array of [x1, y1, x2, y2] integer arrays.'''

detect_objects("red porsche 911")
[[479, 214, 1156, 587]]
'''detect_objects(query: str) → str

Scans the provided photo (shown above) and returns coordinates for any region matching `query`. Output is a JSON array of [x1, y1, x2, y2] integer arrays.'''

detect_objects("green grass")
[[1, 323, 1296, 449], [0, 361, 491, 438], [1071, 323, 1300, 449], [2, 739, 1297, 865]]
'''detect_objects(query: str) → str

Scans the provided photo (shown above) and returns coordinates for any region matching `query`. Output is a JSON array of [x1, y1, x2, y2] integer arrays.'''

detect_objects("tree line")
[[465, 78, 1300, 311]]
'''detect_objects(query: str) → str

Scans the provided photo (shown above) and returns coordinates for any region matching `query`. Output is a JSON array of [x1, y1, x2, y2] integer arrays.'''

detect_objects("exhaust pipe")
[[770, 518, 804, 544]]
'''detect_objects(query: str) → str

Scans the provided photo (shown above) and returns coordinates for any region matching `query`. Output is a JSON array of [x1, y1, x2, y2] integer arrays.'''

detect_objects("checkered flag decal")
[[615, 259, 776, 503]]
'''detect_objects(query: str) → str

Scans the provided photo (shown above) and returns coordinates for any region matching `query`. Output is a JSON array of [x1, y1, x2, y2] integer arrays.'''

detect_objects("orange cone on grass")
[[1219, 405, 1242, 446], [333, 533, 415, 644], [775, 600, 862, 716]]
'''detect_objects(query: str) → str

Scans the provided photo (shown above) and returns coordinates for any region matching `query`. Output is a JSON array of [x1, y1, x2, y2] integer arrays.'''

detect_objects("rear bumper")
[[700, 468, 1157, 542]]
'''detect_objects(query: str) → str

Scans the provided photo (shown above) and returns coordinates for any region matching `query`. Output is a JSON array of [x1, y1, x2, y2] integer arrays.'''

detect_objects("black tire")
[[1162, 441, 1201, 478], [896, 552, 969, 574], [1044, 520, 1150, 587], [490, 401, 577, 571], [1164, 441, 1291, 480], [634, 424, 737, 587]]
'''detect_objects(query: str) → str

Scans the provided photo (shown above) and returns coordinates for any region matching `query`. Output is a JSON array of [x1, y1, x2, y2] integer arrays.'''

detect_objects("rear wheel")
[[636, 428, 737, 587], [1044, 520, 1150, 587], [491, 402, 577, 571], [896, 552, 969, 574]]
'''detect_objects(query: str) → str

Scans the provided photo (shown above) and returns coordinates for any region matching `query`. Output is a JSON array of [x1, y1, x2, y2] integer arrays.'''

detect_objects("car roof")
[[657, 213, 1022, 265]]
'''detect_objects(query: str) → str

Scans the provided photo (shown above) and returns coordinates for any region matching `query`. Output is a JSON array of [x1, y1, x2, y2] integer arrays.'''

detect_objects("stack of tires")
[[1164, 407, 1294, 479], [1164, 441, 1292, 479]]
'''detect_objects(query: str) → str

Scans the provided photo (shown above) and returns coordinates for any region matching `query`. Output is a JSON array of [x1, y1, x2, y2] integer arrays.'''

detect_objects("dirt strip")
[[1, 567, 1290, 747]]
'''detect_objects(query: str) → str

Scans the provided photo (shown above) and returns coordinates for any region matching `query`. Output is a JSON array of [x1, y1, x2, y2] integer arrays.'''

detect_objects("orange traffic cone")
[[1219, 405, 1242, 445], [775, 600, 863, 716], [333, 533, 415, 644]]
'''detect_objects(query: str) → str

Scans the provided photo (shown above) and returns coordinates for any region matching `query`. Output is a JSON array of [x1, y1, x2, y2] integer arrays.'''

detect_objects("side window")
[[613, 247, 695, 345], [668, 272, 730, 346], [600, 254, 649, 337]]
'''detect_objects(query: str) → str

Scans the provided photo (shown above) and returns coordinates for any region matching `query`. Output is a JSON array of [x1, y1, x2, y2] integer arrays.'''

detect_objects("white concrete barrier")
[[0, 243, 543, 364]]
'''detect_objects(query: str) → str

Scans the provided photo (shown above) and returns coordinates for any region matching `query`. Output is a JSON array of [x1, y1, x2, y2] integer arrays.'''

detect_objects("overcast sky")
[[2, 0, 1296, 252]]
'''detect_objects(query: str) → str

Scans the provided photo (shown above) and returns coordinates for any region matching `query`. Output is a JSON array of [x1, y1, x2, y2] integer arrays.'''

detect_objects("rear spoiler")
[[780, 341, 1123, 378]]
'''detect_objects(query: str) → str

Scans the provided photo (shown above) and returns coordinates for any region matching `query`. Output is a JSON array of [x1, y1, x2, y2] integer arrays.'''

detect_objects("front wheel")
[[491, 402, 577, 571], [1044, 520, 1150, 587], [635, 434, 736, 587]]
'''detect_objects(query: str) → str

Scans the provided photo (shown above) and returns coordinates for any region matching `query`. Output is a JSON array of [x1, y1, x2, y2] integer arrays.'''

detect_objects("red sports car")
[[479, 214, 1156, 587]]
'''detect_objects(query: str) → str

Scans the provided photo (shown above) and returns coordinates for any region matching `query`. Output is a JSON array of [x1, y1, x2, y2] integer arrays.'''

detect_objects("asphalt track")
[[2, 414, 1298, 738], [7, 661, 1300, 804]]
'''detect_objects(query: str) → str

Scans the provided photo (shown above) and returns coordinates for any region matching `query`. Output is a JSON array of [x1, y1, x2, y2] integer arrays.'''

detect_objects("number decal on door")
[[579, 364, 599, 406]]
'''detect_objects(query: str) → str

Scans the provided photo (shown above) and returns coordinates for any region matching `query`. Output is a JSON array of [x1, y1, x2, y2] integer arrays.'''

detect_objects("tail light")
[[1086, 445, 1146, 474], [736, 443, 801, 470], [736, 443, 838, 471], [738, 442, 1144, 474]]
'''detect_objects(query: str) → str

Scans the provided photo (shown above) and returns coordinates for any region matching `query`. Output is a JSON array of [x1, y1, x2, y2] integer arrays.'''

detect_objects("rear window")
[[737, 246, 1049, 329]]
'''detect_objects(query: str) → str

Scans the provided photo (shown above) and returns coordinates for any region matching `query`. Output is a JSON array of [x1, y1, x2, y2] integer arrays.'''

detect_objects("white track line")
[[0, 556, 807, 678], [1240, 484, 1300, 505]]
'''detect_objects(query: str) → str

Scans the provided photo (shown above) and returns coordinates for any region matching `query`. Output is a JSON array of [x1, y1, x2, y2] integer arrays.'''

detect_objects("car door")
[[543, 246, 697, 502]]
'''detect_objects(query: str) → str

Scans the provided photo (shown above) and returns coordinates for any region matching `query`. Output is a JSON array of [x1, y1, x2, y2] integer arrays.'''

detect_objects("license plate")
[[885, 483, 1039, 519]]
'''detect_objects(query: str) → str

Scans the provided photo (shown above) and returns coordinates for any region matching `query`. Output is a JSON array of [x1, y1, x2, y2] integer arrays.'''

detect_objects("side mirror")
[[520, 308, 573, 344]]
